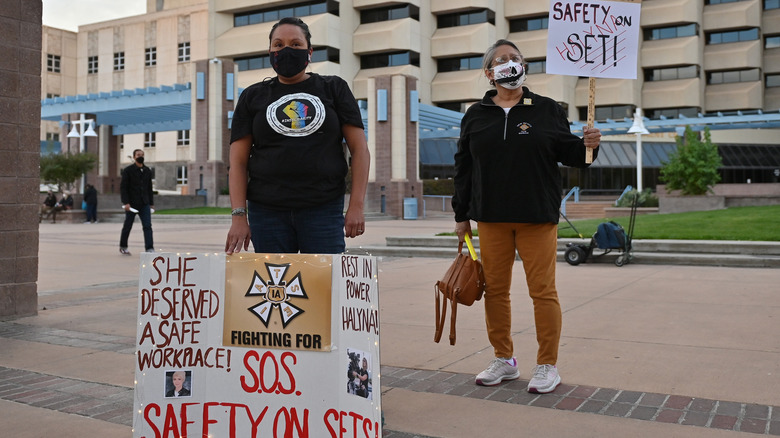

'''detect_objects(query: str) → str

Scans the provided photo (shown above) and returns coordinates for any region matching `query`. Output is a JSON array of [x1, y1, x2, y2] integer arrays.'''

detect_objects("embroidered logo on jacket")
[[517, 122, 532, 134], [267, 92, 326, 137]]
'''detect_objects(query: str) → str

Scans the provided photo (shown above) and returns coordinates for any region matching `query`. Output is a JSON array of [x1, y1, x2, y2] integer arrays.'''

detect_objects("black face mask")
[[135, 156, 145, 164], [271, 47, 310, 78]]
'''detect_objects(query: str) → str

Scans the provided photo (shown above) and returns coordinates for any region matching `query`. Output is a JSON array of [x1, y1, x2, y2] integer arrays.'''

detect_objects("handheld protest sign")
[[546, 0, 642, 163], [133, 253, 381, 438]]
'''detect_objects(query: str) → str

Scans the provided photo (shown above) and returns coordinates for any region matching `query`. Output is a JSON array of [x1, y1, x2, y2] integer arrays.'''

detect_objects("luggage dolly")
[[564, 194, 638, 267]]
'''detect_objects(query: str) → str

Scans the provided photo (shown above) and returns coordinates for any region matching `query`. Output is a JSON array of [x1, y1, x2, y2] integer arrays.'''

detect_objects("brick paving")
[[2, 318, 778, 437]]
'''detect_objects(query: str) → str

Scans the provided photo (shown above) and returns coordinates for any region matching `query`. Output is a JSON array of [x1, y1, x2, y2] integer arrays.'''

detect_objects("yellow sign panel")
[[223, 254, 332, 351]]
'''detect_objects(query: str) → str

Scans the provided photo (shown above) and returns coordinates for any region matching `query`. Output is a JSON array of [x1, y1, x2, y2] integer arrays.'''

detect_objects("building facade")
[[41, 0, 780, 200]]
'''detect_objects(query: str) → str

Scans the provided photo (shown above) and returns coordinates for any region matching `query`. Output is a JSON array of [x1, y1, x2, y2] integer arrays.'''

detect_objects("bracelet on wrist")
[[231, 207, 247, 216]]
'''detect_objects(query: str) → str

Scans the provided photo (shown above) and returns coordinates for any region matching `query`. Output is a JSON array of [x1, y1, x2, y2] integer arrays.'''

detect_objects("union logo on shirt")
[[267, 92, 326, 137], [517, 122, 532, 134]]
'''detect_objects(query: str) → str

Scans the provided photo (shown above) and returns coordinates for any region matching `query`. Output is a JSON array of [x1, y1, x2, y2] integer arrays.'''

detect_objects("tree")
[[40, 152, 98, 192], [659, 126, 722, 195]]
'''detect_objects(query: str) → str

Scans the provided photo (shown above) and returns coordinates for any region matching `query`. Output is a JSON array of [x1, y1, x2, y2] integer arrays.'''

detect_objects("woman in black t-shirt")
[[225, 17, 369, 255]]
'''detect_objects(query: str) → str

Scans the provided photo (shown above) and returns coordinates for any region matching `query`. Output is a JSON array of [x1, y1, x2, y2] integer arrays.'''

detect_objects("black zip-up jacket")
[[452, 87, 598, 224], [120, 163, 154, 208]]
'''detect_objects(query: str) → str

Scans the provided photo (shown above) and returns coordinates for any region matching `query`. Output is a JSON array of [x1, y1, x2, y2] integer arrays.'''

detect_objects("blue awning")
[[41, 83, 192, 135]]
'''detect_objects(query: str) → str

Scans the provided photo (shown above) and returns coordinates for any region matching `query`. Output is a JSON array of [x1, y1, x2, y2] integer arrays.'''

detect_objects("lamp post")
[[627, 108, 649, 192], [66, 113, 98, 192]]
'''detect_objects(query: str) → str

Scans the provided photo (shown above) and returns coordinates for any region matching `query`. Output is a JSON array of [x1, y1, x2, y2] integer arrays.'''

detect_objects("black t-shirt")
[[231, 74, 364, 209]]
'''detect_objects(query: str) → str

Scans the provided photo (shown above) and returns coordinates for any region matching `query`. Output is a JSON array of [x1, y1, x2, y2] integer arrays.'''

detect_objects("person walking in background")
[[224, 17, 369, 255], [452, 39, 602, 393], [84, 183, 98, 223], [119, 149, 155, 255]]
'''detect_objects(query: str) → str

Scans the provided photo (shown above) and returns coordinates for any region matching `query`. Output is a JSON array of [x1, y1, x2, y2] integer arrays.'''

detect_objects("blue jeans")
[[247, 197, 345, 254], [120, 205, 154, 250], [86, 204, 97, 222]]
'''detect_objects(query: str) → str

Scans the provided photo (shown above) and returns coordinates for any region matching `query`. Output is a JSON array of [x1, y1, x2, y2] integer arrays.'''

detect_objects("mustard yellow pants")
[[477, 222, 561, 365]]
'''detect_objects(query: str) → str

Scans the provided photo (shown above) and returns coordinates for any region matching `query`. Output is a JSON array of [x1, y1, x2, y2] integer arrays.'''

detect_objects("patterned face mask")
[[492, 61, 526, 90]]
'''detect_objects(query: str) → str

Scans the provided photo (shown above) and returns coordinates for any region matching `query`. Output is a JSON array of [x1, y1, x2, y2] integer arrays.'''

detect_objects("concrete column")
[[0, 0, 41, 317], [189, 59, 232, 206], [365, 75, 422, 218]]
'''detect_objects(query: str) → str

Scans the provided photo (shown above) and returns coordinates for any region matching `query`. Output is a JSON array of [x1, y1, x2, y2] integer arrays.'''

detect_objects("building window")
[[526, 60, 546, 75], [235, 48, 339, 71], [766, 35, 780, 49], [145, 47, 157, 66], [437, 56, 482, 72], [46, 132, 60, 142], [646, 107, 700, 119], [310, 47, 340, 63], [579, 105, 633, 122], [644, 65, 699, 81], [707, 68, 760, 84], [177, 130, 190, 146], [114, 52, 125, 71], [766, 0, 780, 10], [45, 93, 60, 99], [706, 0, 744, 4], [509, 15, 549, 32], [87, 56, 99, 74], [360, 4, 419, 23], [177, 166, 188, 185], [644, 24, 697, 41], [144, 132, 156, 148], [47, 54, 61, 73], [119, 135, 124, 149], [437, 9, 495, 28], [706, 28, 759, 44], [178, 42, 190, 62], [767, 74, 780, 87], [234, 0, 339, 27], [360, 51, 420, 69]]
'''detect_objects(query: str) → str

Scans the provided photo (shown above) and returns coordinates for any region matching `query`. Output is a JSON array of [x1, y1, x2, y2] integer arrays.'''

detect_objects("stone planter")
[[658, 195, 725, 214]]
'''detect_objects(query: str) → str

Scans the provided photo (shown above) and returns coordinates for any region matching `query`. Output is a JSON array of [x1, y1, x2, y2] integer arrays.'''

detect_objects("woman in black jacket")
[[453, 39, 601, 393]]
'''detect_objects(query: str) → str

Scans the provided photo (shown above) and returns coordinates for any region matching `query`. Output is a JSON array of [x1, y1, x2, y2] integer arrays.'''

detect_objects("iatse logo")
[[245, 263, 308, 328], [517, 122, 532, 134]]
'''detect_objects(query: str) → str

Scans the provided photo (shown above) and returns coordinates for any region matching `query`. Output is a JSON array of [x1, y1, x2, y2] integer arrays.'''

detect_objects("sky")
[[42, 0, 147, 32]]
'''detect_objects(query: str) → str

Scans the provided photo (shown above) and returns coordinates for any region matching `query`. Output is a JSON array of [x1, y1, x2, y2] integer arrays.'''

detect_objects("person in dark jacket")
[[83, 184, 98, 223], [41, 190, 59, 223], [453, 39, 601, 393], [119, 149, 154, 255]]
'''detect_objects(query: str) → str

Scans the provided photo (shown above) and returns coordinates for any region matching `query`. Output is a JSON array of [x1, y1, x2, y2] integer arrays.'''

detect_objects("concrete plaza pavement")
[[0, 216, 778, 437]]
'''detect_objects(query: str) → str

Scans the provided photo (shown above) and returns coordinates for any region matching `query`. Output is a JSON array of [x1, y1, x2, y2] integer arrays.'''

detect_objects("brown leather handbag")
[[434, 236, 486, 345]]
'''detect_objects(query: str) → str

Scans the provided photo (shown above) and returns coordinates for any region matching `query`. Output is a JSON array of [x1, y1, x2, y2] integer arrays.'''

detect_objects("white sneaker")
[[527, 364, 561, 393], [475, 358, 520, 386]]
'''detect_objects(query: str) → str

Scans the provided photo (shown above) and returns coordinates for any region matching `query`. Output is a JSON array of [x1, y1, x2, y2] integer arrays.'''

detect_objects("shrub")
[[423, 179, 455, 196], [616, 189, 658, 207], [660, 126, 722, 195]]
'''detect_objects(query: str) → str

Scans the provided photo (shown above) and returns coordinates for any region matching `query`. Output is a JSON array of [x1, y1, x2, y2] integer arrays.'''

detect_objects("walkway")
[[0, 218, 777, 437]]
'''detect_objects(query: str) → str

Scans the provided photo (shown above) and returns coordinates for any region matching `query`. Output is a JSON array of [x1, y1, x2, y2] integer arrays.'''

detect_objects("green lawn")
[[159, 205, 780, 241], [557, 205, 780, 241]]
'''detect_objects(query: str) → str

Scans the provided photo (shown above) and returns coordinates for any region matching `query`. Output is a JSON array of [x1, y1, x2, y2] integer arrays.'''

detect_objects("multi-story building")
[[41, 0, 780, 201]]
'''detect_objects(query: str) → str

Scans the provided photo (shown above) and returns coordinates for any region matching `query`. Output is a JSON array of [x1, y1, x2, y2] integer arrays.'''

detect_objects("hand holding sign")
[[546, 0, 641, 162]]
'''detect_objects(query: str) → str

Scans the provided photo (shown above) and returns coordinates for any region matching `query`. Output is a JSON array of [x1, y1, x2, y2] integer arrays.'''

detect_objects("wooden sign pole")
[[585, 77, 595, 164]]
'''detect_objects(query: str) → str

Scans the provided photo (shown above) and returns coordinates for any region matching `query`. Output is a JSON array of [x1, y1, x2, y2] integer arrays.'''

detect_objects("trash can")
[[403, 197, 417, 220]]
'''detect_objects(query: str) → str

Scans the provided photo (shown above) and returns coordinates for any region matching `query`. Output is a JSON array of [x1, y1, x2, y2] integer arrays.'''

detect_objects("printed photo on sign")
[[223, 254, 333, 352], [546, 0, 641, 79], [346, 348, 372, 400], [164, 370, 192, 398]]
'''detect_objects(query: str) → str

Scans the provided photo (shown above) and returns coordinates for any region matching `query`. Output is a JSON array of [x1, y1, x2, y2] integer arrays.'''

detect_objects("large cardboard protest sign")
[[133, 253, 381, 438], [546, 0, 642, 80]]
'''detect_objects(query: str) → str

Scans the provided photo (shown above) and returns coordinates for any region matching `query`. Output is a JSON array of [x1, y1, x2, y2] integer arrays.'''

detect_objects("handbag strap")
[[434, 284, 446, 343], [448, 294, 457, 345]]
